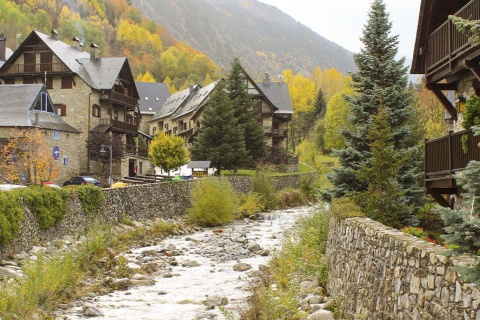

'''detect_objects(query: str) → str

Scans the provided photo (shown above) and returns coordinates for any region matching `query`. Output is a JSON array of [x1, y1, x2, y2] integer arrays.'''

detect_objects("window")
[[114, 110, 118, 120], [139, 162, 143, 174], [92, 104, 101, 118], [34, 92, 55, 113], [53, 130, 60, 140], [126, 114, 133, 124], [43, 77, 53, 89], [4, 78, 15, 84], [62, 157, 68, 166], [55, 104, 66, 116], [61, 76, 72, 89], [152, 127, 157, 135]]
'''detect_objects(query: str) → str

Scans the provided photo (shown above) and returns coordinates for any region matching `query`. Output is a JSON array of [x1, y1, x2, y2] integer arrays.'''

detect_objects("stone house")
[[0, 30, 151, 183], [135, 81, 170, 134], [0, 84, 81, 183], [411, 0, 480, 207], [149, 71, 293, 150]]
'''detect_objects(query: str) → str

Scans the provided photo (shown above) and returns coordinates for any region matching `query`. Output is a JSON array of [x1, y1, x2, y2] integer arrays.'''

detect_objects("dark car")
[[63, 176, 101, 187]]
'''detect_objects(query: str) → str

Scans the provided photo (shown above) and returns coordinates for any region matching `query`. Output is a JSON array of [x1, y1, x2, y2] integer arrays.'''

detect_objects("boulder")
[[204, 294, 228, 307], [233, 263, 252, 272], [82, 303, 105, 317], [307, 309, 334, 320]]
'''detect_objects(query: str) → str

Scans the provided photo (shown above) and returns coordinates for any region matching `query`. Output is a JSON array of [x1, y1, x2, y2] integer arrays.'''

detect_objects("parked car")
[[63, 176, 101, 187], [42, 181, 61, 188]]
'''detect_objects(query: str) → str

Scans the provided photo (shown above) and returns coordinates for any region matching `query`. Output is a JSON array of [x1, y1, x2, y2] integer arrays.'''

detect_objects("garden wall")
[[327, 216, 480, 320], [0, 174, 313, 260]]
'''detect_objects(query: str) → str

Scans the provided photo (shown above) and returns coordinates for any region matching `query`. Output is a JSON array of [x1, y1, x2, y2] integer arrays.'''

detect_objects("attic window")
[[34, 92, 55, 113]]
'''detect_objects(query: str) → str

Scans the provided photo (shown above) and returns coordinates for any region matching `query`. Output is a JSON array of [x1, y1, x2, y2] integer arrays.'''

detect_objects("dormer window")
[[34, 92, 55, 113]]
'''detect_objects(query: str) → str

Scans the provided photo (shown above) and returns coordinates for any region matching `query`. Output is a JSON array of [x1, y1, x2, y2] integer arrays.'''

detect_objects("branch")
[[449, 15, 480, 46]]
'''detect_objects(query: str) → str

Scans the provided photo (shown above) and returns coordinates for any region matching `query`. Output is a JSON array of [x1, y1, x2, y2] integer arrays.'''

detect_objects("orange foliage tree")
[[0, 128, 60, 184]]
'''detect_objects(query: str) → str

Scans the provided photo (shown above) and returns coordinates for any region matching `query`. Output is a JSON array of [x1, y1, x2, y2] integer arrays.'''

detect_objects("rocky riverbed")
[[1, 205, 334, 319]]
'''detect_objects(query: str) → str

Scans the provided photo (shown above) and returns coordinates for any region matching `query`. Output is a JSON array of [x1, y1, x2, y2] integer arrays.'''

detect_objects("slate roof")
[[255, 81, 294, 114], [151, 85, 200, 121], [135, 82, 171, 115], [172, 81, 219, 119], [0, 84, 80, 132], [187, 161, 211, 169]]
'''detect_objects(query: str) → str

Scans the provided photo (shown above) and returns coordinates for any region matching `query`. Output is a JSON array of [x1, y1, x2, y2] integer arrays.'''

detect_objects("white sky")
[[258, 0, 420, 61]]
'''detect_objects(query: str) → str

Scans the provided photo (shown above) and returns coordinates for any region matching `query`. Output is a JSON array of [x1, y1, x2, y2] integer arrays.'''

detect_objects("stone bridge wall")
[[0, 174, 313, 259], [327, 216, 480, 320]]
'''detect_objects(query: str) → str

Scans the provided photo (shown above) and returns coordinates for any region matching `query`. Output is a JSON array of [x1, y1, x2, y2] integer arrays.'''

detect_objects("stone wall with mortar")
[[327, 216, 480, 320], [0, 173, 314, 259]]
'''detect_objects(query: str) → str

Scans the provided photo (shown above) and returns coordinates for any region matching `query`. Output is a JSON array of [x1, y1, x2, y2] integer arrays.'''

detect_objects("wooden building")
[[411, 0, 480, 207]]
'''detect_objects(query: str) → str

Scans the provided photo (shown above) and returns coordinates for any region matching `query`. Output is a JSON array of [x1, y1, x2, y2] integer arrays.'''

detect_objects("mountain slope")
[[131, 0, 356, 78]]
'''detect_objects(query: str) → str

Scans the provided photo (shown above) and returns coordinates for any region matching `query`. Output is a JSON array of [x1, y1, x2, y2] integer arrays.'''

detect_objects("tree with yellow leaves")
[[136, 71, 156, 82], [0, 128, 60, 184]]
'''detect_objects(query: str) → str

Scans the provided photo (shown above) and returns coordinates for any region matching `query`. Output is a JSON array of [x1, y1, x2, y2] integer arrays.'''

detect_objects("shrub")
[[237, 192, 265, 216], [20, 186, 70, 229], [251, 172, 277, 210], [0, 190, 24, 245], [330, 197, 364, 219], [188, 178, 238, 226], [276, 188, 305, 209], [300, 174, 319, 201], [74, 184, 105, 215]]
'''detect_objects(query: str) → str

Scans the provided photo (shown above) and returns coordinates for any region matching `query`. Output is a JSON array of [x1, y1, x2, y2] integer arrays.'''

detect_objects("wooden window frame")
[[55, 104, 66, 116], [92, 104, 101, 118]]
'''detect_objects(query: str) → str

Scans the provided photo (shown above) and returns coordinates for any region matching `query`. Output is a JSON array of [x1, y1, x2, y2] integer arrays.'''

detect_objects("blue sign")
[[53, 146, 60, 160]]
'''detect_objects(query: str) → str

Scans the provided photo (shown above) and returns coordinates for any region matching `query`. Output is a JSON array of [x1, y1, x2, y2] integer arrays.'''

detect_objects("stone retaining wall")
[[327, 216, 480, 319], [0, 174, 314, 259]]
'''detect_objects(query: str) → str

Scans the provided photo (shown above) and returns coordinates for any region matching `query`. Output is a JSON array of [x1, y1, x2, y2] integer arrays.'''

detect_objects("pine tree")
[[322, 0, 423, 218], [312, 89, 327, 119], [226, 57, 267, 166], [190, 81, 247, 175]]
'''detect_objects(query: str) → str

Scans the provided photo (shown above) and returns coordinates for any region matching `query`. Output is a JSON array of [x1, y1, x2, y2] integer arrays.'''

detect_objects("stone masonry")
[[327, 216, 480, 319]]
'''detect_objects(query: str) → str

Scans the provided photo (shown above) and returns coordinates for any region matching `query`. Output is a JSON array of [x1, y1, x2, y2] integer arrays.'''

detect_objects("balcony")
[[100, 118, 138, 135], [425, 130, 480, 205], [100, 91, 138, 110], [426, 0, 480, 81], [2, 63, 71, 75]]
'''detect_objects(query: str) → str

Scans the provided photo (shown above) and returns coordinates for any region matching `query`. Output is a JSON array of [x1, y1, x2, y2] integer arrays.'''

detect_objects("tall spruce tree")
[[226, 57, 267, 166], [190, 81, 247, 175], [323, 0, 423, 221]]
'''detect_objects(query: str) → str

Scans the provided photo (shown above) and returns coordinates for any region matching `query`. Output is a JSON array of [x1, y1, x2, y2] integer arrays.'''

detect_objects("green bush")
[[276, 188, 306, 209], [74, 185, 105, 215], [0, 191, 24, 245], [330, 197, 364, 219], [188, 178, 238, 226], [251, 172, 277, 210], [20, 186, 70, 230], [300, 174, 319, 201]]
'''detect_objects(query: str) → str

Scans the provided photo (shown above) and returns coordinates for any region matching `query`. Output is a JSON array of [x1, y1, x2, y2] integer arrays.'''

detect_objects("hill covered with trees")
[[0, 0, 222, 91], [131, 0, 357, 78]]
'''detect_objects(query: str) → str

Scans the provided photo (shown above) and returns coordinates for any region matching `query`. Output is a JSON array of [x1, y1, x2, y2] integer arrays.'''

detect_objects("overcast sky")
[[258, 0, 420, 62]]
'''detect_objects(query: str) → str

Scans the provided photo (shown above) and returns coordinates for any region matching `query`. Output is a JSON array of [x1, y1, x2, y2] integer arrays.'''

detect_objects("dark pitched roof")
[[151, 85, 200, 121], [255, 81, 293, 114], [0, 84, 80, 132], [135, 82, 171, 115], [172, 81, 219, 119], [187, 161, 211, 168]]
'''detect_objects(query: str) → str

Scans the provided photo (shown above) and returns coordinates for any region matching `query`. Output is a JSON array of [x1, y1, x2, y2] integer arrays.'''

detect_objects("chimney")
[[50, 29, 58, 40], [90, 43, 98, 61], [0, 34, 5, 62], [72, 37, 80, 49], [189, 84, 194, 93], [263, 72, 271, 86]]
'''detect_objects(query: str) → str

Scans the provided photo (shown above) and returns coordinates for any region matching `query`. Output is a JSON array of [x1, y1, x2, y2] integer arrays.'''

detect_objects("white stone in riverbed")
[[204, 294, 228, 307], [233, 262, 252, 271], [0, 266, 18, 278], [82, 303, 104, 317], [307, 309, 334, 320]]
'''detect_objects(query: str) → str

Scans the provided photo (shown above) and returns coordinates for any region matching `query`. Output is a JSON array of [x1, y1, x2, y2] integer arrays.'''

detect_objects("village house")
[[0, 30, 151, 184], [135, 81, 170, 134], [148, 71, 293, 151], [0, 84, 81, 183], [411, 0, 480, 207]]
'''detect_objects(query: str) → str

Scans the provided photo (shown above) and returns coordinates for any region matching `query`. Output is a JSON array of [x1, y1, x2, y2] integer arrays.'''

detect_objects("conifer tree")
[[190, 81, 247, 175], [226, 57, 267, 165], [323, 0, 423, 220]]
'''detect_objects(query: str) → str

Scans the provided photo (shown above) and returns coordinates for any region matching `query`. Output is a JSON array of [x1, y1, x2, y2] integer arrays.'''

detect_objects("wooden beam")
[[464, 59, 480, 83], [429, 83, 457, 90], [427, 189, 452, 208], [426, 83, 457, 121]]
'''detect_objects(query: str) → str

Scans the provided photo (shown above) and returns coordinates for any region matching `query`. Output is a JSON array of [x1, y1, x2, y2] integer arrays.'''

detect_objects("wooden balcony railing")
[[427, 0, 480, 74], [425, 130, 480, 179], [100, 91, 138, 109], [3, 63, 70, 74], [100, 118, 138, 134]]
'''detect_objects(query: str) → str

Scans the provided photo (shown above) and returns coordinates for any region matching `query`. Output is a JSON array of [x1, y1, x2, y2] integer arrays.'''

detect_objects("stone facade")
[[0, 173, 313, 260], [327, 216, 480, 319]]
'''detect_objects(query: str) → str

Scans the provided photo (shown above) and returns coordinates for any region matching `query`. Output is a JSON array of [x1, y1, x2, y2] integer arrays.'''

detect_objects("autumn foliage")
[[0, 128, 60, 184]]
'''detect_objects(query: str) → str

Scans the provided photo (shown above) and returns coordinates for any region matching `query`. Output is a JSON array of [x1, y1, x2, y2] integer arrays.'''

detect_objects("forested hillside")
[[131, 0, 357, 79], [0, 0, 222, 90]]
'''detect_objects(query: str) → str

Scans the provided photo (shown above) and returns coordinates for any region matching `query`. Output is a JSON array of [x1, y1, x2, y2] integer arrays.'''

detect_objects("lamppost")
[[100, 144, 112, 186]]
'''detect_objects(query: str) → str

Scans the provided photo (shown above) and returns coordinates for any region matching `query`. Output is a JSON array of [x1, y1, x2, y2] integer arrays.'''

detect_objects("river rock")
[[0, 266, 18, 278], [233, 263, 252, 272], [300, 278, 319, 294], [112, 278, 130, 290], [183, 260, 201, 267], [204, 294, 228, 307], [306, 309, 334, 320], [82, 303, 105, 317]]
